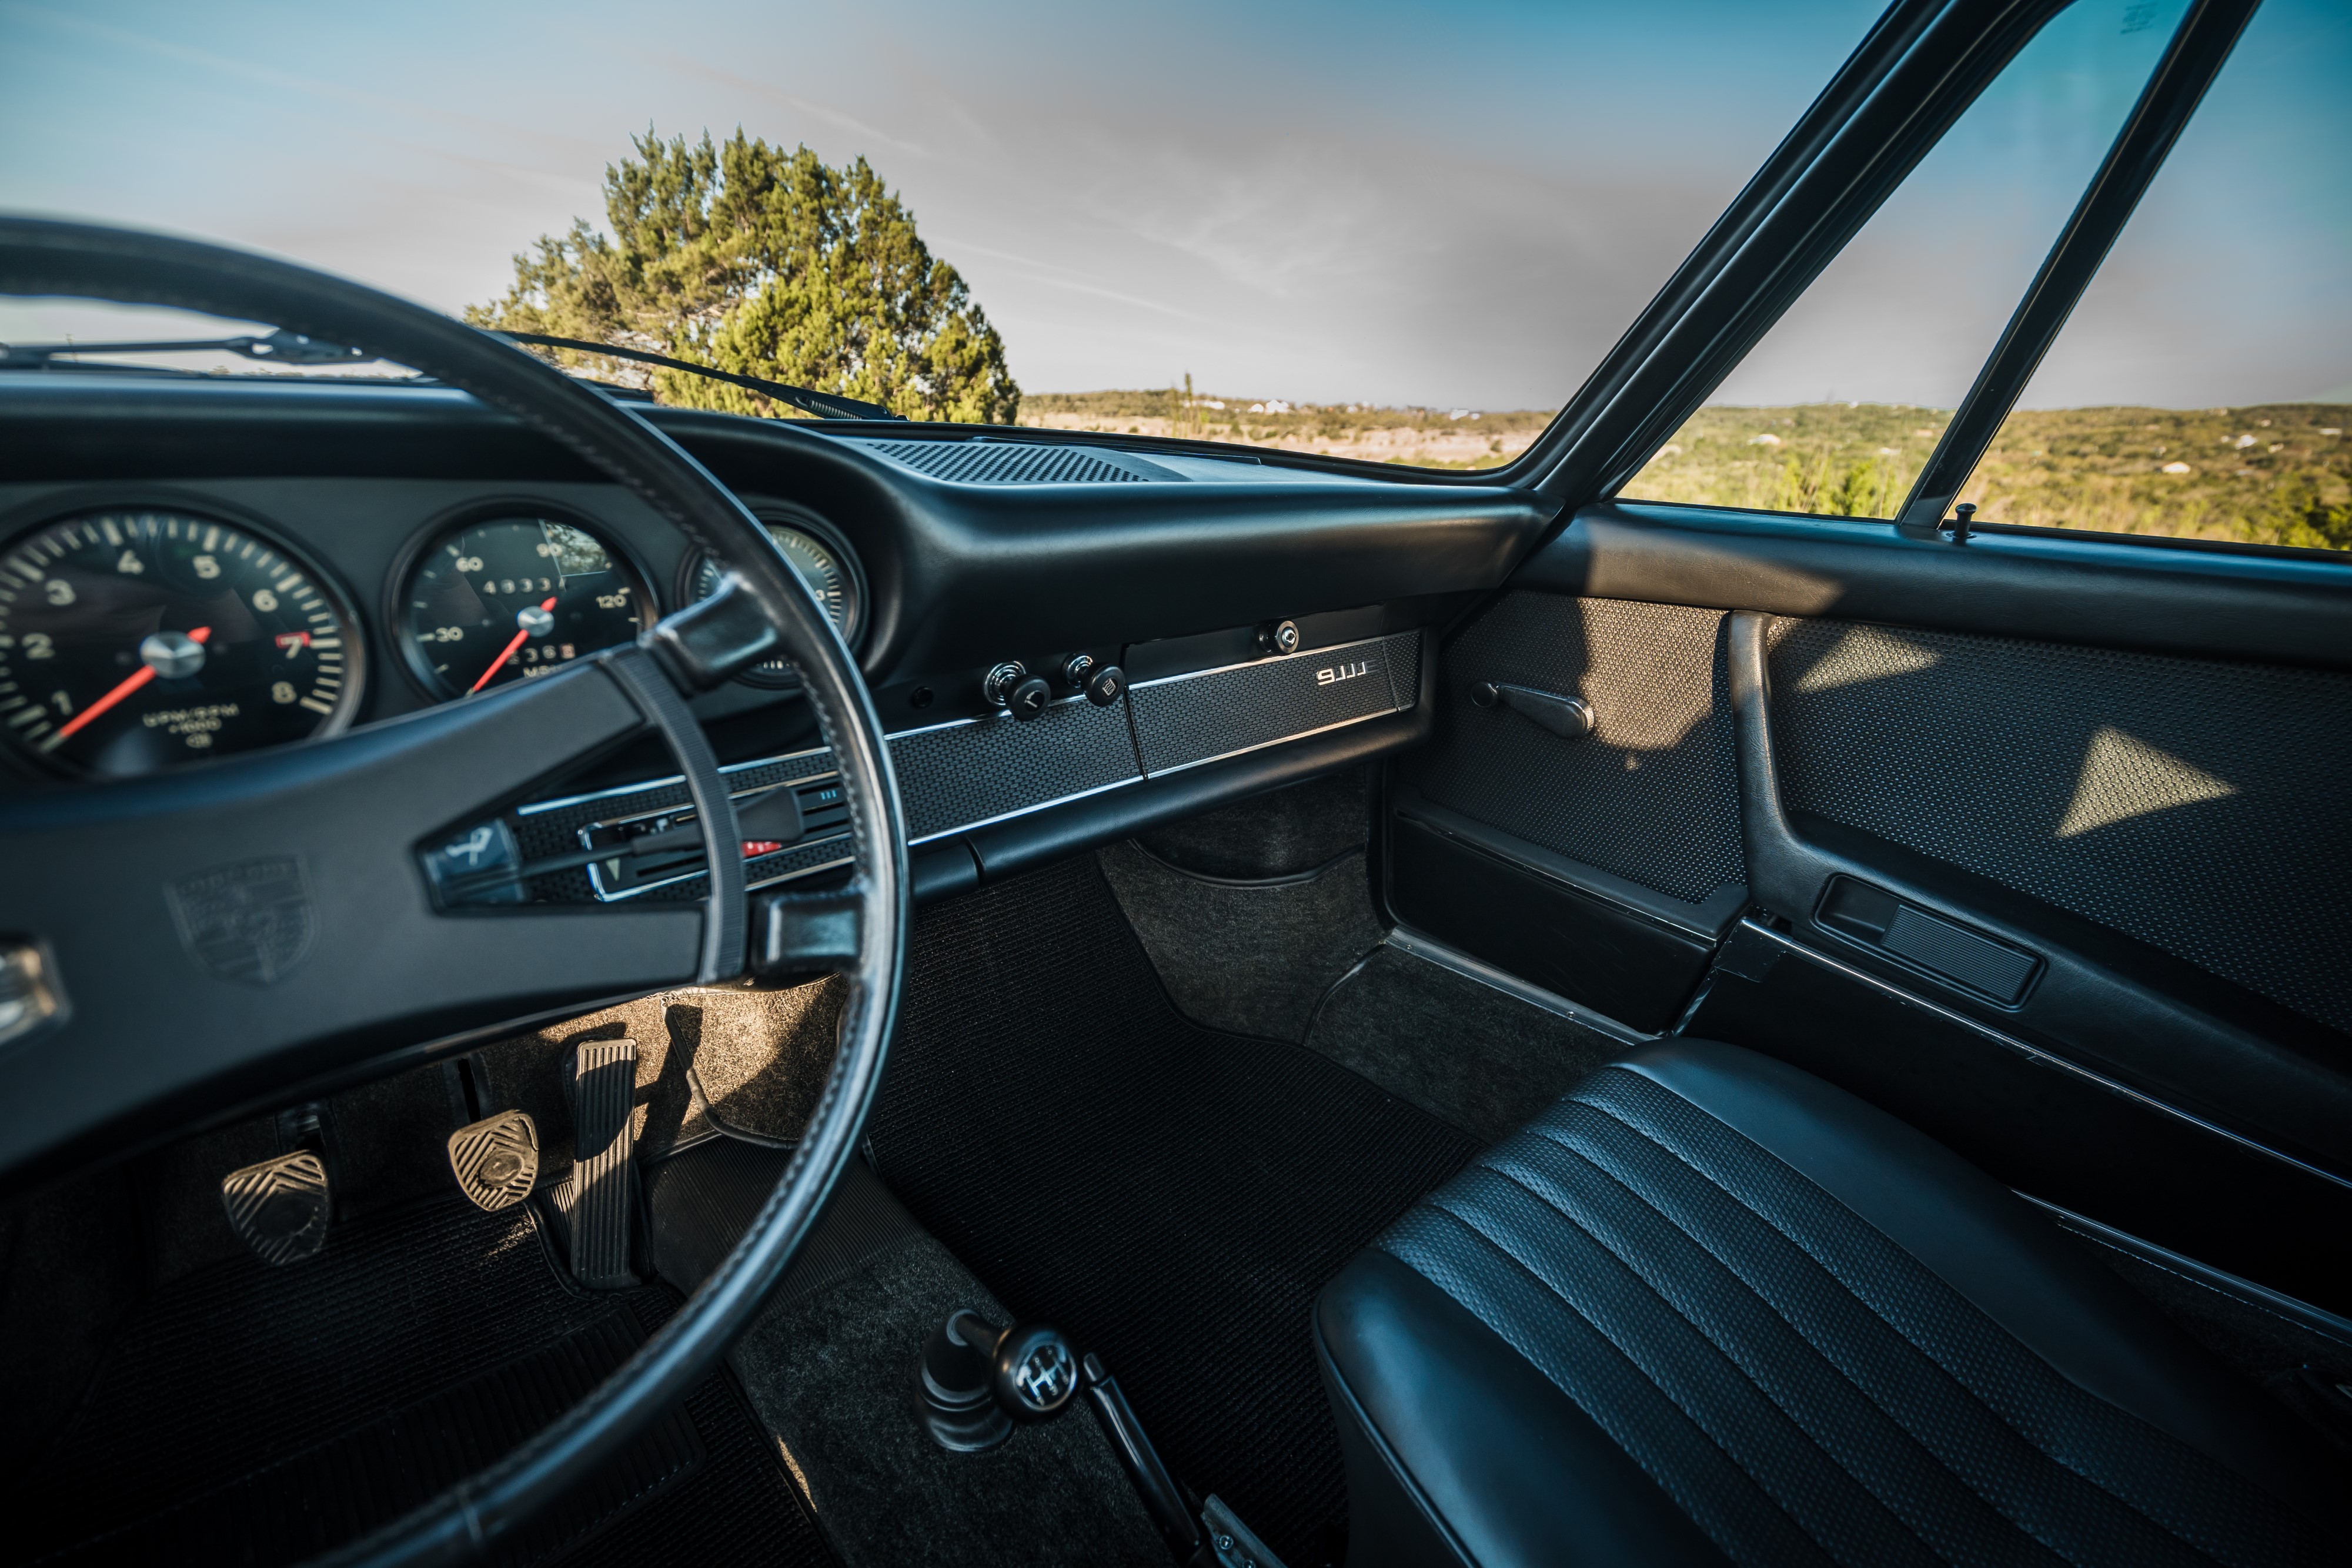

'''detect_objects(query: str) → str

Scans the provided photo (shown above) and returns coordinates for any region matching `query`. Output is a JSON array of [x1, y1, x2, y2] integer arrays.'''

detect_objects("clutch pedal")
[[220, 1149, 331, 1266], [221, 1101, 335, 1266]]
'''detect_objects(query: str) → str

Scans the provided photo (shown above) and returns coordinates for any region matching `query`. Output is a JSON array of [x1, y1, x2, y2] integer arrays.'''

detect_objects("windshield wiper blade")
[[493, 332, 902, 422], [0, 328, 370, 369]]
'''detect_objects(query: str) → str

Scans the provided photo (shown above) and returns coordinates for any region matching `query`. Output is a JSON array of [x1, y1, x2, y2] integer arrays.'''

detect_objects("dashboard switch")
[[981, 661, 1028, 707], [1060, 652, 1095, 690], [1007, 676, 1053, 720], [1085, 665, 1127, 706]]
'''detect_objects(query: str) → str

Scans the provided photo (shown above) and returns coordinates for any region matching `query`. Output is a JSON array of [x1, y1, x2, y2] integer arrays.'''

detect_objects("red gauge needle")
[[55, 626, 211, 742], [468, 597, 559, 696]]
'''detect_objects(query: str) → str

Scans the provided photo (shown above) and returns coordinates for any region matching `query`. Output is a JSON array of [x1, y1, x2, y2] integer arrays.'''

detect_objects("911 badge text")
[[1315, 660, 1371, 686]]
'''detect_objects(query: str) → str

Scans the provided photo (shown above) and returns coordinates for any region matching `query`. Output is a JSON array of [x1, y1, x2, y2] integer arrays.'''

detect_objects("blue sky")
[[2, 0, 2343, 410]]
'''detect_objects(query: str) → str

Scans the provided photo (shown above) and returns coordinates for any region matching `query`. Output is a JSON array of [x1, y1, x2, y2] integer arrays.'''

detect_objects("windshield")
[[0, 0, 1890, 463]]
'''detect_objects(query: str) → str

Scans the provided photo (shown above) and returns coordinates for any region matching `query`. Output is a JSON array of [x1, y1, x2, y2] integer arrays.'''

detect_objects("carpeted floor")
[[1096, 838, 1385, 1041], [645, 1139, 1168, 1568], [867, 855, 1479, 1567], [1303, 943, 1619, 1145], [9, 1193, 833, 1568]]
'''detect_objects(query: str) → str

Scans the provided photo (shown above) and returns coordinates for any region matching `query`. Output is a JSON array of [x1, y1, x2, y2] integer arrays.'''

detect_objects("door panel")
[[1382, 503, 2352, 1311], [1766, 615, 2352, 1038], [1385, 592, 1747, 1031]]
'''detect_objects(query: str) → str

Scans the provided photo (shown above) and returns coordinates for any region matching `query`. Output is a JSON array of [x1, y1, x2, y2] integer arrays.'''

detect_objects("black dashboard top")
[[0, 374, 1555, 792]]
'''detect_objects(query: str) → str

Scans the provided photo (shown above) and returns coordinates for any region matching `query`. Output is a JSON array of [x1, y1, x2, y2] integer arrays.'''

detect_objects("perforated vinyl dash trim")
[[888, 697, 1142, 841]]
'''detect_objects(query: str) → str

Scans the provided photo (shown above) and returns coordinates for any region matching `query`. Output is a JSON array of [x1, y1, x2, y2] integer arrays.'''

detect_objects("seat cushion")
[[1315, 1041, 2346, 1567]]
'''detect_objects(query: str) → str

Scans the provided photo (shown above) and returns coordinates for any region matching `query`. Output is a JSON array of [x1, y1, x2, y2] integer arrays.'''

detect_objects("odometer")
[[396, 515, 653, 700], [0, 509, 361, 778]]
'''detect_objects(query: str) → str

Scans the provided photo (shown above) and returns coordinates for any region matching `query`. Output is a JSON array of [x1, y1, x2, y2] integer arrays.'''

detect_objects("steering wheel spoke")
[[0, 654, 713, 1180]]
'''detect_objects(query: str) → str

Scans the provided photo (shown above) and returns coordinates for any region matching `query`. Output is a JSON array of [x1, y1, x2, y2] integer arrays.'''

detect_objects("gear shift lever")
[[913, 1309, 1080, 1451]]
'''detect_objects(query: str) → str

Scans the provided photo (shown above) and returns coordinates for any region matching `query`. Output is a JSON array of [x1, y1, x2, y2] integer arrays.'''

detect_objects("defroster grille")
[[855, 439, 1181, 485]]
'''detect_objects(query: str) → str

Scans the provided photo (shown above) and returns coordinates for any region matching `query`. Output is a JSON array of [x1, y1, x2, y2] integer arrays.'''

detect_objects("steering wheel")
[[0, 218, 910, 1564]]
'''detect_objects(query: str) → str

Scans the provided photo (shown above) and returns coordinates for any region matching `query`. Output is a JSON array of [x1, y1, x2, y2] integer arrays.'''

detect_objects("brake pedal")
[[447, 1109, 539, 1211], [551, 1039, 639, 1288], [220, 1150, 332, 1266]]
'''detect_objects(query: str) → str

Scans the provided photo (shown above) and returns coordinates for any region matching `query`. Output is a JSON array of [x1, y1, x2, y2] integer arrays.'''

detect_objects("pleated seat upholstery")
[[1315, 1041, 2346, 1567]]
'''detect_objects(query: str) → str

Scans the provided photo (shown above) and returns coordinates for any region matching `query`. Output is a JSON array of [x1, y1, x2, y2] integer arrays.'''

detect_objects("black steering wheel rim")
[[0, 216, 910, 1565]]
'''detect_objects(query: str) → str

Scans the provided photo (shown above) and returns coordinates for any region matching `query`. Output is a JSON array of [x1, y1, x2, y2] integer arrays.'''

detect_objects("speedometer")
[[395, 514, 654, 701], [0, 508, 362, 778], [681, 514, 863, 686]]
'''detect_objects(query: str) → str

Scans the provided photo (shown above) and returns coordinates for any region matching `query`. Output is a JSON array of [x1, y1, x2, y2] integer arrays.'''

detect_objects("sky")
[[1, 0, 2343, 413]]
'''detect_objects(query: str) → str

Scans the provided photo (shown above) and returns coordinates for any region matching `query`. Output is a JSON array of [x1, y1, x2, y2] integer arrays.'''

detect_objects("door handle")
[[1469, 681, 1593, 739]]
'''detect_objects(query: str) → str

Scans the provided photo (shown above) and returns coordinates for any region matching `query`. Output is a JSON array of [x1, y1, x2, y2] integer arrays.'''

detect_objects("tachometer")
[[0, 509, 362, 778], [396, 514, 653, 700], [682, 516, 862, 686]]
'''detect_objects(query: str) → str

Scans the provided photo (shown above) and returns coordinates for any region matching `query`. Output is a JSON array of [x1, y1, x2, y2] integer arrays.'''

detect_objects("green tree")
[[467, 130, 1018, 423]]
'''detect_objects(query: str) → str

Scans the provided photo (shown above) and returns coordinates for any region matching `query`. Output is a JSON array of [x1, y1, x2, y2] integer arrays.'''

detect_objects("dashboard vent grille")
[[856, 439, 1178, 485]]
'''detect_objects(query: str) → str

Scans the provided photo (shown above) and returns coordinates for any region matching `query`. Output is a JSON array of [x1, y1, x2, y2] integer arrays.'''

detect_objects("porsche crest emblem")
[[167, 857, 316, 986]]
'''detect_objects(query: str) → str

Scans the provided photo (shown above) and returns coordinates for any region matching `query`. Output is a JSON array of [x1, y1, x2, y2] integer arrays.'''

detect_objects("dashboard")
[[0, 375, 1553, 909], [0, 491, 861, 777]]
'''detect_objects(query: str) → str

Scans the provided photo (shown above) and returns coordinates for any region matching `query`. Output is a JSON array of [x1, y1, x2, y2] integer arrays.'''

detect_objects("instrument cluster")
[[0, 499, 861, 780]]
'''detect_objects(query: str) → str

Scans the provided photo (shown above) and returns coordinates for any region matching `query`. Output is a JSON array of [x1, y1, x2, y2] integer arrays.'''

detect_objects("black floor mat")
[[12, 1192, 834, 1568], [867, 855, 1479, 1566]]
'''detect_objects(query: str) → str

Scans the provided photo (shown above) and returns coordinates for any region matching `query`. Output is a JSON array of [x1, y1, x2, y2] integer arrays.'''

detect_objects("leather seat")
[[1315, 1041, 2347, 1567]]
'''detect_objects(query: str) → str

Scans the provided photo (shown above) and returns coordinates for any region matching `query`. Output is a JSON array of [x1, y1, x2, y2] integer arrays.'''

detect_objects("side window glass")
[[1619, 0, 2189, 518], [1956, 0, 2350, 550]]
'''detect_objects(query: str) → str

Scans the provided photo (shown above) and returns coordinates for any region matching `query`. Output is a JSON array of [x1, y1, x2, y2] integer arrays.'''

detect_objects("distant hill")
[[1021, 392, 2350, 550], [1624, 403, 2350, 550], [1018, 390, 1548, 469]]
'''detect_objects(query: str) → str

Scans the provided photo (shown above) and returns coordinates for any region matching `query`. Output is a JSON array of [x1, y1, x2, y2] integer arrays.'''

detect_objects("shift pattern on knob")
[[994, 1320, 1081, 1419]]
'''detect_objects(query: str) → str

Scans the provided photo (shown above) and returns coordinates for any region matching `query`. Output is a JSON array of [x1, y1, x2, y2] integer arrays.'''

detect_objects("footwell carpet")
[[14, 1194, 833, 1568], [867, 856, 1478, 1566]]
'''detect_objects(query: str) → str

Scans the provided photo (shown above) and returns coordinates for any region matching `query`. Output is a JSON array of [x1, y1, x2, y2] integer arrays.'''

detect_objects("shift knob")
[[913, 1310, 1079, 1450], [992, 1320, 1081, 1420]]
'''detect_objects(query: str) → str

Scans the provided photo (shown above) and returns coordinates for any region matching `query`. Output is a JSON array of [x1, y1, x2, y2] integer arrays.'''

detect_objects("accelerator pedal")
[[551, 1039, 640, 1288], [220, 1149, 332, 1266], [447, 1109, 540, 1211]]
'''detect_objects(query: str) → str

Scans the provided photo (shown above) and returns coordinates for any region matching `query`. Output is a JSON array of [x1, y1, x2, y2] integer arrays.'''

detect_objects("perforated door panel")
[[1768, 617, 2352, 1034]]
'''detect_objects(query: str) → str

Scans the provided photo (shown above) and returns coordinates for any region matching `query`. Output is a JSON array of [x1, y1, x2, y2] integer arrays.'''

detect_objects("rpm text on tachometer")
[[0, 509, 359, 777]]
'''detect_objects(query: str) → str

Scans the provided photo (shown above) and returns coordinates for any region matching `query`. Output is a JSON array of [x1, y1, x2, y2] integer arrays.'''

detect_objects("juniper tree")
[[469, 131, 1018, 423]]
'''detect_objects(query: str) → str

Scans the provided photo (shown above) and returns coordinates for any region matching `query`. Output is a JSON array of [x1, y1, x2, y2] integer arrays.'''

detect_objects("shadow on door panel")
[[1388, 593, 1745, 1030]]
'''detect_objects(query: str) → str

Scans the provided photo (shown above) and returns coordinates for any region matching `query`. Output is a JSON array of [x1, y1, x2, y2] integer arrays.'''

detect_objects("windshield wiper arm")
[[0, 328, 370, 369], [493, 332, 901, 422]]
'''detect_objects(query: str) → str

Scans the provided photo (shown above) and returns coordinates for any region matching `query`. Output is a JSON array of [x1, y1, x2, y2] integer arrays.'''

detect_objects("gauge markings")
[[0, 510, 362, 777], [396, 515, 652, 701]]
